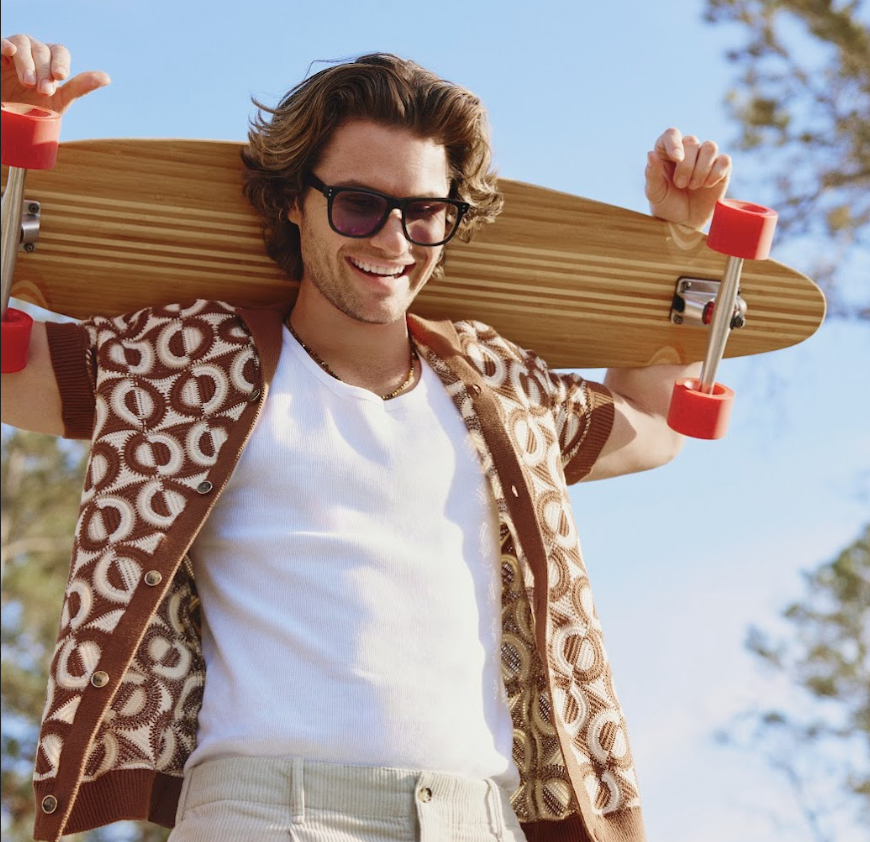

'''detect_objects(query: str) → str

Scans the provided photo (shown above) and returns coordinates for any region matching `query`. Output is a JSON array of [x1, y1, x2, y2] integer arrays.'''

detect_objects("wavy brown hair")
[[242, 53, 503, 282]]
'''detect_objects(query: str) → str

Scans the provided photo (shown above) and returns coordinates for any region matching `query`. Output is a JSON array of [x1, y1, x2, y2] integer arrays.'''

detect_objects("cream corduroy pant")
[[169, 755, 528, 842]]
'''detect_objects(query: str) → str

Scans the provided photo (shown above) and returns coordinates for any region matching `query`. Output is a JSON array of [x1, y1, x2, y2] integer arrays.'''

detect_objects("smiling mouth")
[[348, 257, 413, 279]]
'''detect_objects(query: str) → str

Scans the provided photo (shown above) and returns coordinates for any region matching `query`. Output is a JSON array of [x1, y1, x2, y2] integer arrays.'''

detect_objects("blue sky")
[[4, 2, 868, 840]]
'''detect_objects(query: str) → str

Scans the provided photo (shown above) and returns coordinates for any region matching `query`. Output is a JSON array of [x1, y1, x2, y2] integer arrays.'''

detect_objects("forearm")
[[0, 321, 65, 435]]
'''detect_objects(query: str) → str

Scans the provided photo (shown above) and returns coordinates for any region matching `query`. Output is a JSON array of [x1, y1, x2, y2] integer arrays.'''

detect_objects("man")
[[1, 34, 730, 842]]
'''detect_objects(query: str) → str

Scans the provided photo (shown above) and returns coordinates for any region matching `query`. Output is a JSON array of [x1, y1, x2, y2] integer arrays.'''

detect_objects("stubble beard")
[[304, 254, 426, 326]]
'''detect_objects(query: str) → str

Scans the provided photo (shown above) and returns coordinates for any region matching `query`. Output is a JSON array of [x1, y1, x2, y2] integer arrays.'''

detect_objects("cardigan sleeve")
[[45, 321, 97, 440], [445, 318, 616, 485], [546, 370, 615, 484]]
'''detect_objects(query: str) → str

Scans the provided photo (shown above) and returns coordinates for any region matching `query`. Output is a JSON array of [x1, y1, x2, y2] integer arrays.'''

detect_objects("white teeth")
[[350, 257, 408, 277]]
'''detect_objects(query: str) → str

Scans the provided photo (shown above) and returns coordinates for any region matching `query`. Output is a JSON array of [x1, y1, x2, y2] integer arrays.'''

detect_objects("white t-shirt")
[[187, 326, 519, 787]]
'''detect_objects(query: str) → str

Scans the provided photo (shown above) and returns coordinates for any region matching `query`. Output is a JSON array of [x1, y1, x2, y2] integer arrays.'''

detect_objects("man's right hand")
[[1, 34, 109, 112]]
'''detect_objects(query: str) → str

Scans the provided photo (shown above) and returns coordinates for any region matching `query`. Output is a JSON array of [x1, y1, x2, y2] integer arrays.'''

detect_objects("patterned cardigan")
[[33, 299, 645, 842]]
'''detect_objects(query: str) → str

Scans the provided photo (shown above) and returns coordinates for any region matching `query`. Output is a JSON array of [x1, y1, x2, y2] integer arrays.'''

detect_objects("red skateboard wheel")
[[668, 378, 735, 440], [1, 102, 62, 170], [1, 308, 34, 373], [707, 199, 778, 260]]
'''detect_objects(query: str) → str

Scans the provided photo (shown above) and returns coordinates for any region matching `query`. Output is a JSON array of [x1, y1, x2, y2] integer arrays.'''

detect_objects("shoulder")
[[69, 299, 279, 373], [451, 319, 551, 376], [83, 299, 243, 332], [76, 299, 289, 346]]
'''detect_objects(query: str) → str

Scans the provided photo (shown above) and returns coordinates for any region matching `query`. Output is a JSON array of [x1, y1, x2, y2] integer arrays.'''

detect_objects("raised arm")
[[585, 129, 732, 481], [1, 35, 109, 434]]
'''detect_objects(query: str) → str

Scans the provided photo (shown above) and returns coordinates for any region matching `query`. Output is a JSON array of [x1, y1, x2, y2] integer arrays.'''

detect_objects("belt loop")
[[485, 780, 504, 840], [290, 756, 305, 823]]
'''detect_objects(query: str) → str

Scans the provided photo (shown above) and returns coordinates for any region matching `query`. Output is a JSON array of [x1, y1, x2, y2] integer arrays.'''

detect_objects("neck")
[[291, 284, 410, 361], [288, 286, 418, 396]]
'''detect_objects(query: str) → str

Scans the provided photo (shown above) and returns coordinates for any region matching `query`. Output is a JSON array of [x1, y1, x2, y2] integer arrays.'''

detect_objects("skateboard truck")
[[667, 199, 778, 439], [1, 102, 61, 372], [670, 278, 747, 329]]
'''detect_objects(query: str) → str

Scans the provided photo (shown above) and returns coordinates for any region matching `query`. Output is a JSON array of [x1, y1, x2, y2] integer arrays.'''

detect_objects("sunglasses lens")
[[404, 200, 454, 246], [330, 191, 388, 237], [326, 186, 463, 245]]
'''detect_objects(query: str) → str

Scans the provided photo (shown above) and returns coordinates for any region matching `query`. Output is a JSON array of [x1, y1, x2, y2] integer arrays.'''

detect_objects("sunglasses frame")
[[305, 174, 470, 247]]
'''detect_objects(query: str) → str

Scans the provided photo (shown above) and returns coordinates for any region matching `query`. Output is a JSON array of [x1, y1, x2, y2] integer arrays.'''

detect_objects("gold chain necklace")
[[287, 320, 418, 401]]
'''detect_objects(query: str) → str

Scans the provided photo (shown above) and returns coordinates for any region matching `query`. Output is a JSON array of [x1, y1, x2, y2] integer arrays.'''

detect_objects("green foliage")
[[0, 431, 169, 842], [726, 525, 870, 839], [706, 0, 870, 318], [2, 430, 85, 840]]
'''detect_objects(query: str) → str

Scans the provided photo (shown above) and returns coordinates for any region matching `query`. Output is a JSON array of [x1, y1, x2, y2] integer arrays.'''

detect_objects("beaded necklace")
[[286, 320, 418, 401]]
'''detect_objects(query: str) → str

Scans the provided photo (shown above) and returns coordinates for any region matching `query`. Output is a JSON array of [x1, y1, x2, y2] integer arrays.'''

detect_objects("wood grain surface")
[[2, 139, 825, 368]]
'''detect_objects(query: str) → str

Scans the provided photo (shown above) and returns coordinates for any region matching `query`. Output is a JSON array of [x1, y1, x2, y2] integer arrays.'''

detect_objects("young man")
[[1, 35, 730, 842]]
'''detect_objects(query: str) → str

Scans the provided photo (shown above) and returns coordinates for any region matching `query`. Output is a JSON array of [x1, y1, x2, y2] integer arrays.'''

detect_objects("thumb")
[[644, 151, 670, 205], [57, 70, 111, 113]]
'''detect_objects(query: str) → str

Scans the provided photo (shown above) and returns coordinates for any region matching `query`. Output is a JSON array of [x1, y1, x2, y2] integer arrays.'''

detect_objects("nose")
[[369, 209, 408, 253]]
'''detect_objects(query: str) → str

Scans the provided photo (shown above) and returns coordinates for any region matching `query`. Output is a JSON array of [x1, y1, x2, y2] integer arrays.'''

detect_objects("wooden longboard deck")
[[2, 139, 825, 369]]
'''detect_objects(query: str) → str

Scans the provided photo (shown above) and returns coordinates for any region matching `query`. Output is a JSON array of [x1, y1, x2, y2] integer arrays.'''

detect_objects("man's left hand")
[[645, 127, 731, 231]]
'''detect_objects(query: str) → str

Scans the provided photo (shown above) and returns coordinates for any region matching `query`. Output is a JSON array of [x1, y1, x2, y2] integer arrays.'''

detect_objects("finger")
[[653, 128, 685, 163], [30, 39, 56, 95], [703, 152, 732, 189], [687, 140, 719, 189], [6, 34, 38, 87], [1, 37, 18, 59], [57, 70, 111, 110], [49, 43, 71, 82], [673, 135, 700, 189], [644, 151, 670, 205]]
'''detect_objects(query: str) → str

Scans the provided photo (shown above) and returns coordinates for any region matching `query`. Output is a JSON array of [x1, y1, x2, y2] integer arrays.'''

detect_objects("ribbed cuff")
[[45, 321, 96, 439]]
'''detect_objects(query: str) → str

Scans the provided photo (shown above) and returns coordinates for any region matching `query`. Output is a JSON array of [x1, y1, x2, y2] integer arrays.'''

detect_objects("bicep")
[[581, 364, 699, 481], [582, 391, 684, 481]]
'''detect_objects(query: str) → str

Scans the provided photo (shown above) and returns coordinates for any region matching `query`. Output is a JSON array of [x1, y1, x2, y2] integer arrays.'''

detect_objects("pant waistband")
[[182, 755, 505, 826]]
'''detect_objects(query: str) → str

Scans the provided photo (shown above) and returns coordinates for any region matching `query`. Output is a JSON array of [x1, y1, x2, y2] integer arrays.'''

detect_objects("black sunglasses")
[[305, 174, 469, 247]]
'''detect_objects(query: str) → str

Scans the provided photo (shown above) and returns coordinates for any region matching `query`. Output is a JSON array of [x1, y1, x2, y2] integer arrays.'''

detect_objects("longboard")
[[1, 139, 825, 369]]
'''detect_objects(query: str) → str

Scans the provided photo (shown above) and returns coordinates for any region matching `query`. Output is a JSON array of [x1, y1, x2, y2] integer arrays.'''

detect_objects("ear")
[[287, 200, 302, 226]]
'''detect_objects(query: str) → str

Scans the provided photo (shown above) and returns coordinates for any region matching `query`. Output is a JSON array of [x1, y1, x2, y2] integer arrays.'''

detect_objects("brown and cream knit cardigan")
[[33, 299, 645, 842]]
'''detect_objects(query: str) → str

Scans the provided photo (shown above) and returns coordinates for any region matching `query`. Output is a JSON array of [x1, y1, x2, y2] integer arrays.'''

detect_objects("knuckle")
[[6, 33, 30, 55], [14, 33, 39, 49], [31, 40, 51, 59], [700, 140, 718, 156]]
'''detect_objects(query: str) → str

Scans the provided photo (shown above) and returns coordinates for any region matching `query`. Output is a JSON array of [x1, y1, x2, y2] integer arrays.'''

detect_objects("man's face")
[[289, 119, 451, 325]]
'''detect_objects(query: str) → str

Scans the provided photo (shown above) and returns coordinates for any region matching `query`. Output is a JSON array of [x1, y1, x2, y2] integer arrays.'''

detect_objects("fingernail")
[[38, 80, 56, 95], [23, 70, 36, 85], [675, 176, 688, 189]]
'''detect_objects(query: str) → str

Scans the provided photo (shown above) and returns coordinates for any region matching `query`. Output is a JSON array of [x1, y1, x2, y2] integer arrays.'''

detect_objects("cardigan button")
[[511, 485, 520, 497], [91, 671, 110, 688], [41, 795, 58, 814], [196, 481, 213, 494], [247, 388, 261, 402], [469, 384, 482, 395], [418, 786, 433, 803], [144, 570, 162, 587]]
